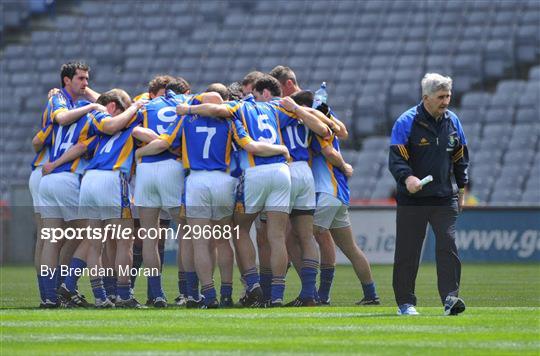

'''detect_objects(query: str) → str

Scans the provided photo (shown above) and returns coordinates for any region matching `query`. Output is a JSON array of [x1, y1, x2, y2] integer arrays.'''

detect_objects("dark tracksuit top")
[[389, 103, 469, 206]]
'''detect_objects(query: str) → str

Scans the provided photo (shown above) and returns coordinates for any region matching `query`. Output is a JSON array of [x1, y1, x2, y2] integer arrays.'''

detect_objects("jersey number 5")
[[257, 114, 278, 144]]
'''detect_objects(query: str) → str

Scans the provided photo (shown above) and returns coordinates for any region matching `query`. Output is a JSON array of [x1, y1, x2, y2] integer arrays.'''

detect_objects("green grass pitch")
[[1, 264, 539, 355]]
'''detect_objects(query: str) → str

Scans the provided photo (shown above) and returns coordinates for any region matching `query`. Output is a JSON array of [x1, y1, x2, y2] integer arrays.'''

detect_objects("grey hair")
[[421, 73, 452, 96]]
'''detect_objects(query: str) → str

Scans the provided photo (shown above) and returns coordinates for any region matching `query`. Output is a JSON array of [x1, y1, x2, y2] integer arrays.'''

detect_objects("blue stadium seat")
[[483, 39, 514, 80], [514, 108, 538, 123]]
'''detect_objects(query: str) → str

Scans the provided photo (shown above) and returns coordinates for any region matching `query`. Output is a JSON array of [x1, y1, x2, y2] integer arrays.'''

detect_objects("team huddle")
[[29, 62, 380, 309]]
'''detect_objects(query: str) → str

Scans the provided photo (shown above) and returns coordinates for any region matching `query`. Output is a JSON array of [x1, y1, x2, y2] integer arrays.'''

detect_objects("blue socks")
[[147, 275, 164, 299], [271, 275, 286, 303], [201, 282, 217, 305], [259, 267, 272, 301], [178, 271, 187, 296], [299, 259, 319, 300], [103, 276, 117, 298], [318, 264, 335, 303], [243, 267, 260, 292], [55, 265, 64, 290], [64, 258, 87, 292], [130, 244, 143, 289], [90, 277, 106, 302], [117, 281, 131, 300], [185, 271, 199, 300], [361, 281, 378, 300], [220, 282, 232, 298], [37, 274, 45, 302]]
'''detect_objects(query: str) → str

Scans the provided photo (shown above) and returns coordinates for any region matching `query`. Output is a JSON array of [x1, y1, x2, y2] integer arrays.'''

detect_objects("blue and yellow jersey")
[[49, 114, 95, 175], [271, 99, 310, 162], [225, 96, 289, 167], [85, 110, 142, 176], [137, 91, 194, 163], [310, 134, 349, 206], [31, 100, 54, 169], [160, 111, 252, 172], [133, 92, 150, 102]]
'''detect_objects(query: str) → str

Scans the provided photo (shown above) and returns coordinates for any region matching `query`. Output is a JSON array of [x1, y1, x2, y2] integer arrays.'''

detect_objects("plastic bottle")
[[312, 82, 328, 109]]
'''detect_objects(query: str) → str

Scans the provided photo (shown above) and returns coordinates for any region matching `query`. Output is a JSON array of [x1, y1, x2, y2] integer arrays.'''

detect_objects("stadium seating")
[[0, 0, 538, 205]]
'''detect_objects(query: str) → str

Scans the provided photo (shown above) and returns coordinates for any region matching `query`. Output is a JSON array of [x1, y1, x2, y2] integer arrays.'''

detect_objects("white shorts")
[[134, 160, 184, 209], [238, 162, 291, 214], [289, 161, 316, 213], [79, 170, 131, 220], [185, 170, 237, 220], [29, 169, 42, 213], [130, 175, 172, 221], [313, 192, 351, 230], [38, 171, 80, 221]]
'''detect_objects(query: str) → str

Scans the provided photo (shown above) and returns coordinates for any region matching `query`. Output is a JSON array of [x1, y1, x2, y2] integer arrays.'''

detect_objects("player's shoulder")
[[133, 92, 150, 102]]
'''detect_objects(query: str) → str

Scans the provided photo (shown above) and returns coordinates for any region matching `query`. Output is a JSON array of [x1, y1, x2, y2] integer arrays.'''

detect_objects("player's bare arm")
[[320, 144, 353, 177], [244, 141, 290, 161], [134, 137, 170, 161], [132, 126, 160, 143], [41, 141, 87, 175], [99, 99, 146, 135], [329, 114, 348, 140], [31, 131, 48, 153], [83, 86, 100, 102], [280, 97, 332, 138], [176, 103, 231, 118], [54, 102, 107, 126]]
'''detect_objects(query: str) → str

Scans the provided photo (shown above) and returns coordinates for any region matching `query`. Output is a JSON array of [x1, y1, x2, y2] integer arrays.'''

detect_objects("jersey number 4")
[[53, 124, 77, 157]]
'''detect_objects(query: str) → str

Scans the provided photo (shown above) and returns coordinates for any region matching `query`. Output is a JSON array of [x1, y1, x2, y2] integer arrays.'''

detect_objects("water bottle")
[[312, 82, 328, 109]]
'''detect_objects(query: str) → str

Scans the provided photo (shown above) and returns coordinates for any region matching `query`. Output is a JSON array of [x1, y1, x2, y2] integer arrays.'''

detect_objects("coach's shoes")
[[115, 297, 146, 309], [397, 304, 419, 315], [153, 297, 168, 308], [95, 298, 115, 309], [356, 296, 381, 306], [174, 294, 187, 306], [285, 297, 317, 307], [57, 284, 91, 308], [444, 296, 466, 316]]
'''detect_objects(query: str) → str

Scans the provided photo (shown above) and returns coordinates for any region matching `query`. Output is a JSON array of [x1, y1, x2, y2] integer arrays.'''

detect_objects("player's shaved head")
[[96, 88, 131, 112], [206, 83, 230, 101]]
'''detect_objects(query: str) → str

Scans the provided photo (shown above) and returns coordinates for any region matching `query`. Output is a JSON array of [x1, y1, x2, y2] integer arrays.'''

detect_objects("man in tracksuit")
[[389, 73, 469, 316]]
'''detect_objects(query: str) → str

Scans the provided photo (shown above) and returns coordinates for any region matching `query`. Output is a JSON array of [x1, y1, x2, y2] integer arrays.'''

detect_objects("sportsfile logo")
[[41, 224, 240, 243]]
